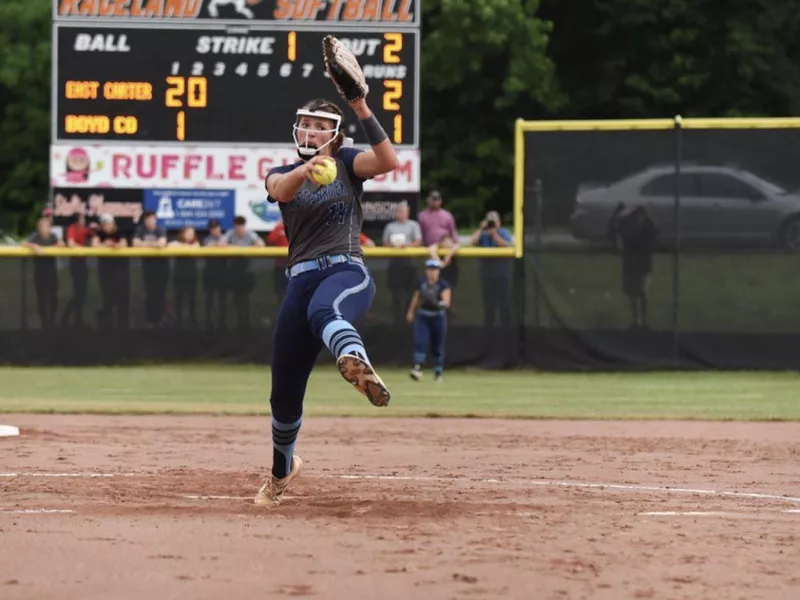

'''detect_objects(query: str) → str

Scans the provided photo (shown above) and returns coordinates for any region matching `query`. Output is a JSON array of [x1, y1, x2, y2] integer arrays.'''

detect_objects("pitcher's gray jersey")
[[266, 148, 368, 267]]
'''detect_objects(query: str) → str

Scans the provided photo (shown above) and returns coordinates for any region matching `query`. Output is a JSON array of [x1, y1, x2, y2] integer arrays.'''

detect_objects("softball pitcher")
[[406, 259, 452, 382], [255, 36, 399, 506]]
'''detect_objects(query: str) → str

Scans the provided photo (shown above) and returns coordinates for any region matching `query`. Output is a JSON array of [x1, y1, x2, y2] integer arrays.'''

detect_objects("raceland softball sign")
[[54, 0, 418, 24]]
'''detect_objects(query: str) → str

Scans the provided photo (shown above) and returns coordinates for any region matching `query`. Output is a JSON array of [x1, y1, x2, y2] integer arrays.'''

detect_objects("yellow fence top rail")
[[516, 118, 675, 132], [516, 116, 800, 131], [678, 117, 800, 129]]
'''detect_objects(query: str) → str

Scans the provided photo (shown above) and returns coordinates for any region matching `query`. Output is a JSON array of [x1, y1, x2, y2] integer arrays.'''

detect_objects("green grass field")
[[0, 366, 797, 421]]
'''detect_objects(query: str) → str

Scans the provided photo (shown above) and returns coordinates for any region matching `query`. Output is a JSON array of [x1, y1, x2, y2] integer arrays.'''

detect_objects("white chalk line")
[[334, 474, 800, 505], [0, 472, 138, 478], [640, 510, 799, 518], [4, 471, 799, 512], [0, 508, 74, 514], [182, 495, 252, 501], [641, 511, 738, 516]]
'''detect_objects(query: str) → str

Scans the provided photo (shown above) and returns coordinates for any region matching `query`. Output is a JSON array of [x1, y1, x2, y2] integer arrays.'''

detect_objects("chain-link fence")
[[518, 118, 800, 369], [1, 249, 521, 368]]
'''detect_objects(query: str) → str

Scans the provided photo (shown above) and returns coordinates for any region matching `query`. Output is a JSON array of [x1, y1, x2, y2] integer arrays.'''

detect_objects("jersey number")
[[326, 202, 347, 225]]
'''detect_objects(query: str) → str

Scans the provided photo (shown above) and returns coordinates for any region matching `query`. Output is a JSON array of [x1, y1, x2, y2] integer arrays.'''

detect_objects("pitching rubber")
[[337, 354, 391, 407], [0, 424, 20, 437]]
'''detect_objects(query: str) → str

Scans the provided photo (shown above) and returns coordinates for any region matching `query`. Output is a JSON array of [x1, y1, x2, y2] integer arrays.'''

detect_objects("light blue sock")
[[272, 416, 302, 479], [321, 319, 370, 363]]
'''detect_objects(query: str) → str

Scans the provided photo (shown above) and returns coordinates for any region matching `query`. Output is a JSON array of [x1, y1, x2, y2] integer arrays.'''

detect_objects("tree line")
[[2, 0, 800, 234]]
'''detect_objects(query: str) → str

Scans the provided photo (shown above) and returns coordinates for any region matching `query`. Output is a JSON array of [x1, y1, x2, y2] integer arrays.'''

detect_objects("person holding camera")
[[470, 210, 513, 250]]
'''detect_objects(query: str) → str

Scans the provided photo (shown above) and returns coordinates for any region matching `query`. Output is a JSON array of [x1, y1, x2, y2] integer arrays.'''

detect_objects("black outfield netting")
[[4, 254, 520, 368], [520, 124, 800, 369]]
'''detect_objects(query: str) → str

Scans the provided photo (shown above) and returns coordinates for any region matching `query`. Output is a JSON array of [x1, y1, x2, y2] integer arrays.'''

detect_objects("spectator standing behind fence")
[[359, 231, 376, 247], [609, 204, 659, 330], [418, 190, 459, 248], [61, 213, 92, 328], [220, 215, 264, 329], [202, 219, 229, 330], [23, 217, 64, 329], [133, 211, 169, 328], [92, 214, 129, 329], [169, 226, 200, 328], [382, 201, 422, 325], [470, 210, 513, 332]]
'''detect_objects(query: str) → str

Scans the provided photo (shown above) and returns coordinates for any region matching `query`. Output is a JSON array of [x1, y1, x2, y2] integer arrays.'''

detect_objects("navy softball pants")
[[413, 311, 447, 370], [269, 261, 375, 424]]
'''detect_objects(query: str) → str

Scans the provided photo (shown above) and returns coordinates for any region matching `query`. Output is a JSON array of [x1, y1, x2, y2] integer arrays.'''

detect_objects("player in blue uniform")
[[406, 259, 452, 382], [255, 36, 399, 506]]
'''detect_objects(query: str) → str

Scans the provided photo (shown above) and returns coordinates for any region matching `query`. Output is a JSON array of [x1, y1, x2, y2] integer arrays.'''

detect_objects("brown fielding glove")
[[323, 35, 369, 102]]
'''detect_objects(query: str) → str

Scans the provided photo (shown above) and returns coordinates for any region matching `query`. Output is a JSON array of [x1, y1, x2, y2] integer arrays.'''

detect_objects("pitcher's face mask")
[[293, 109, 342, 160]]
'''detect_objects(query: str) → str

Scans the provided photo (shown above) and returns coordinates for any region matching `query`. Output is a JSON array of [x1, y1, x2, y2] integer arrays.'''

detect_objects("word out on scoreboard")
[[55, 26, 418, 147]]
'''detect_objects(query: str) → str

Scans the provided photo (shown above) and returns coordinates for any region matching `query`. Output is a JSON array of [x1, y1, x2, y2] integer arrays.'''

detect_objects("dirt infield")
[[1, 415, 799, 599]]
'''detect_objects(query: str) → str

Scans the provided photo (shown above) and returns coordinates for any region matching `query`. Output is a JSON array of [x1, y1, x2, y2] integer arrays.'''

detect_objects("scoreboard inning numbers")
[[55, 26, 418, 147]]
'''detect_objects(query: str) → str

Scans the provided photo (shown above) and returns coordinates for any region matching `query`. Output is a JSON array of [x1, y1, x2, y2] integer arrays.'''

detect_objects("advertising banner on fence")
[[51, 188, 419, 234], [234, 188, 282, 232], [144, 189, 235, 230], [51, 187, 144, 230], [360, 192, 420, 237], [232, 189, 420, 233], [50, 144, 420, 193]]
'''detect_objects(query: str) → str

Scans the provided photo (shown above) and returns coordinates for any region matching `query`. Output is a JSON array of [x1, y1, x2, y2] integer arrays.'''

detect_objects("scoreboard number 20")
[[165, 76, 208, 141]]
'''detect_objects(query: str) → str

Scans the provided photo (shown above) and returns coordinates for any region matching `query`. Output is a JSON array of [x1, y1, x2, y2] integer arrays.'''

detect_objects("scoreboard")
[[50, 1, 421, 234], [52, 2, 420, 148], [54, 25, 418, 146]]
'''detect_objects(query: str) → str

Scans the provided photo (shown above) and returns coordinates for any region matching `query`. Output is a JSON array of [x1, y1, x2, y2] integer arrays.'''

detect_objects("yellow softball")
[[311, 157, 337, 186]]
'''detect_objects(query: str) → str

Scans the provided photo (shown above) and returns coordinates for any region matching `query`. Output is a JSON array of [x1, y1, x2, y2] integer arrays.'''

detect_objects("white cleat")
[[409, 367, 422, 381], [254, 455, 303, 507], [337, 354, 391, 407]]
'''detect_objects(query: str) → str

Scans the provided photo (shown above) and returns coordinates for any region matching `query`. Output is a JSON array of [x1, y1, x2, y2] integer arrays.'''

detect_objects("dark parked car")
[[569, 165, 800, 251]]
